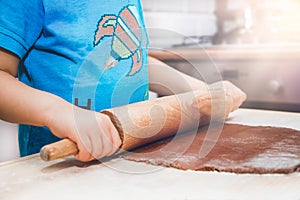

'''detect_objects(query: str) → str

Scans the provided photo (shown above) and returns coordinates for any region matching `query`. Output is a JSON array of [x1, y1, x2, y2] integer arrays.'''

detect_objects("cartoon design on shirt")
[[94, 5, 145, 76]]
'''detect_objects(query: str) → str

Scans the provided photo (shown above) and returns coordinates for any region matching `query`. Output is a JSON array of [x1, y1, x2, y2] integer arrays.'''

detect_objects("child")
[[0, 0, 246, 162]]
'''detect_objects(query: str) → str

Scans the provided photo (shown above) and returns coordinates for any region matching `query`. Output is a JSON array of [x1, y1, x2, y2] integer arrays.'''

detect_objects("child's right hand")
[[46, 104, 122, 162]]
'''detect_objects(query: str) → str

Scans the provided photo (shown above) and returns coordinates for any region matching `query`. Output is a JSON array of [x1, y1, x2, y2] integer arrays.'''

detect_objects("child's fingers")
[[95, 113, 122, 157], [75, 141, 95, 162], [107, 122, 122, 156], [221, 81, 247, 111]]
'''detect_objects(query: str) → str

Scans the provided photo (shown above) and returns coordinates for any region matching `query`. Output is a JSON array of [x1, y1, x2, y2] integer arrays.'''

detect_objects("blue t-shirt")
[[0, 0, 149, 156]]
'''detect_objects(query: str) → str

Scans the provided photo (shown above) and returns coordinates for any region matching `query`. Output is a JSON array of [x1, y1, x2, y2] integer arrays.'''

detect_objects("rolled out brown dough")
[[120, 124, 300, 174]]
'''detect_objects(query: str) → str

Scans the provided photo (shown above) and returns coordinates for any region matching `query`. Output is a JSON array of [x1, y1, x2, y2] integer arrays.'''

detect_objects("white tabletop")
[[1, 109, 300, 200]]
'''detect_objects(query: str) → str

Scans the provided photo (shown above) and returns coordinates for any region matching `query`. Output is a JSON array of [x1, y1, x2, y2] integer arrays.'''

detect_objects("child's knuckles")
[[97, 114, 111, 125]]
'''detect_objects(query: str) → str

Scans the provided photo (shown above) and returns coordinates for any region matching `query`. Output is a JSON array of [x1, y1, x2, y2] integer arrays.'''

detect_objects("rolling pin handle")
[[40, 139, 79, 162]]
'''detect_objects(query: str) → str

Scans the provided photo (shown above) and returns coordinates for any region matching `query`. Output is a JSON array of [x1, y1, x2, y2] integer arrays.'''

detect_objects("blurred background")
[[143, 0, 300, 46], [1, 0, 300, 162], [144, 0, 300, 113]]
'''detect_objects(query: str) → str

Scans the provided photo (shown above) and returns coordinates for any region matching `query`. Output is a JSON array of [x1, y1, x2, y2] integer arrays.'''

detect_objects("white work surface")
[[1, 109, 300, 200]]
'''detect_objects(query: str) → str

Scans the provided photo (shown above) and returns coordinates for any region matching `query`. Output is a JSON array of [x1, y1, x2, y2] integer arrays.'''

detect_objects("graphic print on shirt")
[[94, 5, 144, 76], [73, 4, 148, 112]]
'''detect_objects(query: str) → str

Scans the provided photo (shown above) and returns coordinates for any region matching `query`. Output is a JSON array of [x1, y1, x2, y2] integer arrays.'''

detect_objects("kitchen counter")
[[1, 109, 300, 200], [149, 44, 300, 61]]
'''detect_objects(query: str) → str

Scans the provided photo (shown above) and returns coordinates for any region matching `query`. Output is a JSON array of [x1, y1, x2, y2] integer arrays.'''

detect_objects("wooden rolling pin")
[[40, 89, 235, 161]]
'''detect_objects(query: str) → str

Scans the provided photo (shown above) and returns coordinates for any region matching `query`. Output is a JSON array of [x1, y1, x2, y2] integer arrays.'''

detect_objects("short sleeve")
[[0, 0, 44, 59]]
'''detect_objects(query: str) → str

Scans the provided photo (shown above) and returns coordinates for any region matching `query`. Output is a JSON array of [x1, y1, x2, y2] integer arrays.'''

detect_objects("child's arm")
[[148, 56, 208, 95], [148, 56, 246, 111], [0, 49, 121, 162]]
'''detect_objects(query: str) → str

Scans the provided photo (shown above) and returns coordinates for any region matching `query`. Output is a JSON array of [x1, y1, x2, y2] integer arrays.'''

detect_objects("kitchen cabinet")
[[149, 45, 300, 112]]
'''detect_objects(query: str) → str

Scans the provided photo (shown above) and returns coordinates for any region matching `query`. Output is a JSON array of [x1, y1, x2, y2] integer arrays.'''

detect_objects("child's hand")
[[46, 105, 122, 162], [210, 81, 247, 111]]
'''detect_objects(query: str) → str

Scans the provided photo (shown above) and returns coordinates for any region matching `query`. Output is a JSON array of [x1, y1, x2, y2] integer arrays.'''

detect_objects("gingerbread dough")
[[120, 124, 300, 174]]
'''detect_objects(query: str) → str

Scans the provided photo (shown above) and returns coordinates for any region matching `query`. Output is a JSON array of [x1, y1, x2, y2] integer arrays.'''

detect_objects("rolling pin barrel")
[[41, 89, 231, 161]]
